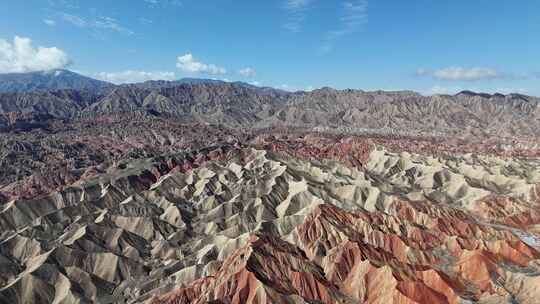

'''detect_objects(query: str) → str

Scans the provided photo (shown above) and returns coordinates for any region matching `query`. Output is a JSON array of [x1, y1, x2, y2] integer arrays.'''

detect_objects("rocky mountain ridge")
[[1, 75, 539, 138]]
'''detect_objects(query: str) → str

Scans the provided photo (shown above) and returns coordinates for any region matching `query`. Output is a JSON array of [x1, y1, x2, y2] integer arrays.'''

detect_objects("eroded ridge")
[[1, 147, 539, 304]]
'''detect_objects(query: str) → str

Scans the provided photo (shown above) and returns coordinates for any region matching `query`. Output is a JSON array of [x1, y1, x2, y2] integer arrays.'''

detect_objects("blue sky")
[[0, 0, 538, 95]]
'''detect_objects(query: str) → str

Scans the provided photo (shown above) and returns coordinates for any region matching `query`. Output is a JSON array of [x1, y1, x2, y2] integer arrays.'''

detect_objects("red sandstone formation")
[[1, 136, 539, 304], [152, 203, 540, 304]]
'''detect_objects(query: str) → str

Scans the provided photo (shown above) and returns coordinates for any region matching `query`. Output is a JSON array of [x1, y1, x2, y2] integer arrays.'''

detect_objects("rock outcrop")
[[1, 146, 539, 303]]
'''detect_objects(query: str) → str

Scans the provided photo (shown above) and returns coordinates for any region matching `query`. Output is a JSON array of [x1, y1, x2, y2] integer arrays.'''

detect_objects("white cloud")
[[176, 53, 226, 75], [279, 84, 314, 92], [434, 67, 501, 81], [44, 19, 56, 26], [143, 0, 182, 7], [493, 87, 528, 95], [60, 13, 134, 35], [47, 0, 79, 9], [418, 67, 504, 81], [429, 85, 464, 95], [279, 84, 299, 91], [93, 16, 134, 35], [139, 17, 153, 25], [321, 0, 368, 53], [0, 36, 71, 73], [238, 67, 256, 77], [249, 81, 261, 86], [286, 0, 311, 10], [340, 1, 369, 30], [427, 85, 527, 96], [60, 13, 87, 27], [283, 0, 312, 32], [93, 70, 176, 84]]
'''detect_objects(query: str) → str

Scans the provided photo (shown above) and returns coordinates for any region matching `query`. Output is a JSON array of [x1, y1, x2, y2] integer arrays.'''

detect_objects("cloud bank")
[[0, 36, 70, 73], [417, 67, 504, 81], [94, 70, 176, 84], [176, 53, 226, 75], [238, 67, 256, 77], [428, 85, 528, 96]]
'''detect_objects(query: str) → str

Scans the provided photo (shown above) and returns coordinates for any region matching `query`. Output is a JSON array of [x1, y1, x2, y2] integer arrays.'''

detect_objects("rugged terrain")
[[1, 70, 540, 303], [1, 71, 539, 138], [1, 145, 540, 303]]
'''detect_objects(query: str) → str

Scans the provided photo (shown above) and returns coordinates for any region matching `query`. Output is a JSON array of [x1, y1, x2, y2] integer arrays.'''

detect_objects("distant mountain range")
[[0, 69, 273, 93], [1, 69, 539, 138], [1, 70, 540, 304], [0, 69, 114, 93]]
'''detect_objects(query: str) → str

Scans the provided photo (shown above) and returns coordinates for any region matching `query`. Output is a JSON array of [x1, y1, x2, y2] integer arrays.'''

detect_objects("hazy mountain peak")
[[0, 69, 113, 93]]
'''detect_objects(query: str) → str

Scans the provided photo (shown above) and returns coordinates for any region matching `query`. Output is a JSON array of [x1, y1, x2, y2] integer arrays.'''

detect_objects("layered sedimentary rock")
[[1, 145, 539, 303]]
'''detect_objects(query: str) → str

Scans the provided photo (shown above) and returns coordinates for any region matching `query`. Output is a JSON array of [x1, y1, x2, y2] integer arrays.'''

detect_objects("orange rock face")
[[153, 202, 540, 304], [151, 235, 348, 304]]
